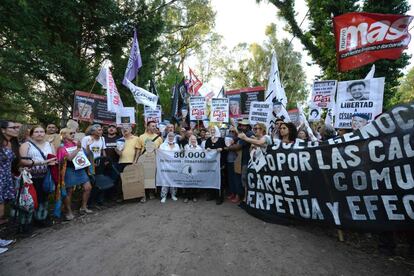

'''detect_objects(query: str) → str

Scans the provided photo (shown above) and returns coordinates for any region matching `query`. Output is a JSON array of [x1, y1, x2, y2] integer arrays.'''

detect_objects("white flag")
[[265, 53, 287, 106], [364, 64, 375, 80], [124, 79, 158, 110], [106, 68, 124, 113]]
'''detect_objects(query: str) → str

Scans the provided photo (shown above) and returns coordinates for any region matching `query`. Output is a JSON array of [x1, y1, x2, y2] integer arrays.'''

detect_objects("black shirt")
[[205, 137, 226, 165], [104, 135, 121, 163]]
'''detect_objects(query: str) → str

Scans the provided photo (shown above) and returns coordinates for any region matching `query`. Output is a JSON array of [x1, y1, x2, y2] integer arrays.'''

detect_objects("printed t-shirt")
[[104, 135, 121, 163], [81, 135, 106, 159]]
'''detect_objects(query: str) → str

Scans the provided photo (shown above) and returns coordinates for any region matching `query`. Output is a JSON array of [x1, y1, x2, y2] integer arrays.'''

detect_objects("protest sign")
[[137, 148, 156, 189], [156, 149, 220, 189], [308, 107, 322, 122], [189, 96, 207, 120], [144, 105, 162, 125], [225, 87, 265, 119], [121, 164, 145, 200], [228, 94, 241, 118], [243, 103, 414, 231], [311, 80, 337, 108], [116, 107, 136, 125], [287, 108, 301, 127], [334, 78, 384, 129], [333, 12, 413, 71], [73, 91, 116, 124], [248, 101, 272, 127], [210, 98, 229, 123]]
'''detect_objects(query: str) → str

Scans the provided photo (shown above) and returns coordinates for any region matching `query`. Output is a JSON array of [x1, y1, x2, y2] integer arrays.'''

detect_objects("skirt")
[[64, 167, 89, 188]]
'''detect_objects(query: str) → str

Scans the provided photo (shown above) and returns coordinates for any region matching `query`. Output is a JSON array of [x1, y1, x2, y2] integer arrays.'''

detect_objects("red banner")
[[333, 12, 413, 72], [188, 68, 202, 96]]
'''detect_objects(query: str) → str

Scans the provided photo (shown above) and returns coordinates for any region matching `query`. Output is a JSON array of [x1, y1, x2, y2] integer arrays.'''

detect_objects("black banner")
[[73, 90, 116, 124], [244, 103, 414, 231]]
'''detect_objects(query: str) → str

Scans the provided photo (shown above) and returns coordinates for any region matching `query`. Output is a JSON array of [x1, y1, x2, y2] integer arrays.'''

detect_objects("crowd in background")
[[0, 115, 411, 256]]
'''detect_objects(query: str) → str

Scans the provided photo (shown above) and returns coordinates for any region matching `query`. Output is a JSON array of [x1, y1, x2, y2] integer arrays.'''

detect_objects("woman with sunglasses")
[[237, 123, 271, 149], [57, 128, 92, 220]]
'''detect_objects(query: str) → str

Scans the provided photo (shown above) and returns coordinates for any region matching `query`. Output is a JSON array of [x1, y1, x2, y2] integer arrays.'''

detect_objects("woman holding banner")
[[159, 132, 180, 203]]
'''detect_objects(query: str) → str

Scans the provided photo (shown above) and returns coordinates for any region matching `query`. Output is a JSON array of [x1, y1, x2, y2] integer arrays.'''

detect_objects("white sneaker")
[[160, 197, 166, 203], [0, 239, 14, 247], [171, 195, 178, 201], [0, 247, 8, 255]]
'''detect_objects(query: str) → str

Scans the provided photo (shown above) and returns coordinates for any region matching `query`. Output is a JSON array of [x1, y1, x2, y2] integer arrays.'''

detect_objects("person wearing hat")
[[351, 113, 369, 130]]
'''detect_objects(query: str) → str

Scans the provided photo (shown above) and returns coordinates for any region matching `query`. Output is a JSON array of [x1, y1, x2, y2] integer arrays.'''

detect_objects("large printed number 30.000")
[[174, 151, 206, 159]]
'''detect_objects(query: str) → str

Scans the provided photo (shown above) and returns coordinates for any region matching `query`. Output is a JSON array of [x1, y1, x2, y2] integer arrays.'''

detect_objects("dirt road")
[[0, 199, 412, 275]]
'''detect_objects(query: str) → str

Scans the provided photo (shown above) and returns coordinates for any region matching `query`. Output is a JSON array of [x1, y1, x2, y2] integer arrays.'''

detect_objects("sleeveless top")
[[27, 141, 53, 178]]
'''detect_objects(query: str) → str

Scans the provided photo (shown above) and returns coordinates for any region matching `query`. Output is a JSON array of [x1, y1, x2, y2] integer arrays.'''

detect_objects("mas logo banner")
[[156, 149, 221, 189], [244, 103, 414, 231], [333, 12, 413, 72]]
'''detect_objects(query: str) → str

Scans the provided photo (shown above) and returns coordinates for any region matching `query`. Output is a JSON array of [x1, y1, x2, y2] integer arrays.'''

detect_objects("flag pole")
[[76, 79, 97, 124]]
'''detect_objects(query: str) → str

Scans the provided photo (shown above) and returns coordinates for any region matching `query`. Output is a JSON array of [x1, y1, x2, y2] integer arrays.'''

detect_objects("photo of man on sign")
[[347, 81, 370, 101]]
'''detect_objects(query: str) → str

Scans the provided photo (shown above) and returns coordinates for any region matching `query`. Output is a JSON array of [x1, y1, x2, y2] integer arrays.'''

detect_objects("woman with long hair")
[[0, 120, 21, 225], [57, 128, 92, 220], [19, 125, 56, 226], [279, 122, 297, 144], [297, 128, 309, 142]]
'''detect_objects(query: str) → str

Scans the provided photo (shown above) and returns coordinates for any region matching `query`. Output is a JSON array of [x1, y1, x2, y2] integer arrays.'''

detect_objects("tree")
[[0, 0, 165, 125], [218, 23, 308, 108], [390, 66, 414, 106], [261, 0, 411, 109]]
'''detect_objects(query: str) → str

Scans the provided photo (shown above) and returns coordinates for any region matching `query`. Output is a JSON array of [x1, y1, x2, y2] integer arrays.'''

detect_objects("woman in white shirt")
[[159, 132, 180, 203], [19, 125, 56, 226], [184, 135, 202, 151]]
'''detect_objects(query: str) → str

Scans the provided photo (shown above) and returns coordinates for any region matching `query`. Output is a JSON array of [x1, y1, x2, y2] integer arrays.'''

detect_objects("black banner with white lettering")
[[243, 103, 414, 231]]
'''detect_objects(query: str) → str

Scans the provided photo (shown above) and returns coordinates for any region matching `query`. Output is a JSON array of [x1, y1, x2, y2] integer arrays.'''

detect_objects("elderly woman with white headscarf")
[[159, 132, 180, 203]]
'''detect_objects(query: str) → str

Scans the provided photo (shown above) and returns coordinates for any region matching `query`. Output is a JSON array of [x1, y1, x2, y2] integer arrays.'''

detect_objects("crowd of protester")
[[0, 115, 412, 256]]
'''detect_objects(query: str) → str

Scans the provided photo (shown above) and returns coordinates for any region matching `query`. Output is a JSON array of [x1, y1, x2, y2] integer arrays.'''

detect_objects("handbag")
[[42, 168, 55, 193], [18, 171, 38, 212]]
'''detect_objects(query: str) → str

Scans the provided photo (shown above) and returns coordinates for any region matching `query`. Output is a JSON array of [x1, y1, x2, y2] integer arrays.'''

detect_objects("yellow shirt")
[[119, 135, 139, 163], [137, 133, 163, 154]]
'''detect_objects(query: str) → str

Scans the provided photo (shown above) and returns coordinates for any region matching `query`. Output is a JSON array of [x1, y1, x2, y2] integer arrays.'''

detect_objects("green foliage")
[[263, 0, 411, 109], [218, 23, 308, 107], [390, 66, 414, 106], [0, 0, 215, 128]]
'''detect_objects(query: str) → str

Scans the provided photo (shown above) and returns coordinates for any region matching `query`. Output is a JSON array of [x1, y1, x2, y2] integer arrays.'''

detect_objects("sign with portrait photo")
[[308, 106, 322, 122], [73, 90, 116, 124], [334, 78, 384, 129]]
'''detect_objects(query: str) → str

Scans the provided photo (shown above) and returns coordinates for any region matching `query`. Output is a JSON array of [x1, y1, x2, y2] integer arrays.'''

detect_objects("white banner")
[[248, 101, 272, 127], [210, 98, 229, 123], [102, 67, 123, 113], [116, 107, 135, 125], [144, 105, 162, 125], [334, 77, 384, 129], [156, 149, 220, 189], [311, 80, 337, 108], [189, 96, 207, 120], [124, 79, 158, 110]]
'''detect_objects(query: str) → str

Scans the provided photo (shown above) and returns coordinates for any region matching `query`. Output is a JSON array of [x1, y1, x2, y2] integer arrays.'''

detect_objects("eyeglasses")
[[7, 126, 20, 130]]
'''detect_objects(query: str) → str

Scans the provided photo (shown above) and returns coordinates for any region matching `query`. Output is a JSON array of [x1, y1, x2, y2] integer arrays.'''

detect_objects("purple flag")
[[122, 29, 143, 86]]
